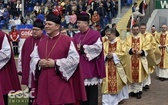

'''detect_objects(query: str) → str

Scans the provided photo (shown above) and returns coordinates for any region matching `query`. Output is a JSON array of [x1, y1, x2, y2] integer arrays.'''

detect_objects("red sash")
[[107, 42, 117, 94], [131, 37, 140, 82], [159, 34, 166, 68]]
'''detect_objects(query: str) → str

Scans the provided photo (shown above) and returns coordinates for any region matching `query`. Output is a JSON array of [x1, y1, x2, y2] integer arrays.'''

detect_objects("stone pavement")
[[98, 73, 168, 105]]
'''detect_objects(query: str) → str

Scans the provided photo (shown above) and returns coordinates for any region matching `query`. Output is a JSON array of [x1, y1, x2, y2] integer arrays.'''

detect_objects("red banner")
[[19, 29, 32, 39]]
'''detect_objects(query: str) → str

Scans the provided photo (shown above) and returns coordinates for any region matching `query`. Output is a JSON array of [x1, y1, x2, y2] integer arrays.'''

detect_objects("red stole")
[[159, 34, 166, 68], [131, 37, 140, 83], [107, 42, 117, 94]]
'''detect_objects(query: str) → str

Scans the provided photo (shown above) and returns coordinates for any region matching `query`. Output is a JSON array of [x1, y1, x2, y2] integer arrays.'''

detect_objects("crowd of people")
[[1, 0, 168, 105], [126, 1, 147, 34], [0, 0, 132, 30], [4, 0, 132, 56]]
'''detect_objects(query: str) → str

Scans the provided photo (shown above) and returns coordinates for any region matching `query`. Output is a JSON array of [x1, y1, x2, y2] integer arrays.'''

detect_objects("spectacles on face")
[[32, 28, 41, 31]]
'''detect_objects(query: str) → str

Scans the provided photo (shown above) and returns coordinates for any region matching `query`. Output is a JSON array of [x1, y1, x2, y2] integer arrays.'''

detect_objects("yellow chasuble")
[[101, 37, 127, 94], [151, 31, 160, 44], [124, 34, 149, 83], [151, 32, 162, 65], [158, 31, 168, 69], [102, 36, 108, 43], [140, 32, 161, 73]]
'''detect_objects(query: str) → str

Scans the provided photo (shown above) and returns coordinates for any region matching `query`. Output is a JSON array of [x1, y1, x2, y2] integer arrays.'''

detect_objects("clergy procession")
[[0, 11, 168, 105]]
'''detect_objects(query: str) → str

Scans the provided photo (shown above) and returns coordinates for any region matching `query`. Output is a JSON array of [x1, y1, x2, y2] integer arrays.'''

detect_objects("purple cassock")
[[0, 31, 21, 96], [21, 34, 47, 87], [73, 29, 106, 79], [0, 85, 4, 105], [30, 34, 87, 104]]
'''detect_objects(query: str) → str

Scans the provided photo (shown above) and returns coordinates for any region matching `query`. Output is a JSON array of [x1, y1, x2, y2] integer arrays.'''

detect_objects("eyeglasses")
[[32, 28, 41, 31]]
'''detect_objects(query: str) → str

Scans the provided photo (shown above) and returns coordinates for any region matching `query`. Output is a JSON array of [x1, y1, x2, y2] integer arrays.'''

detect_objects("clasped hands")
[[131, 48, 142, 55], [107, 53, 113, 59], [38, 58, 55, 68], [77, 44, 85, 54]]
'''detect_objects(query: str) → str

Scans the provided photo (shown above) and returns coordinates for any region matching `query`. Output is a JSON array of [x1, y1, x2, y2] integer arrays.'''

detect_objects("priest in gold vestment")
[[151, 25, 160, 44], [156, 24, 168, 81], [139, 23, 161, 91], [102, 35, 108, 43], [101, 28, 129, 105], [124, 24, 150, 99]]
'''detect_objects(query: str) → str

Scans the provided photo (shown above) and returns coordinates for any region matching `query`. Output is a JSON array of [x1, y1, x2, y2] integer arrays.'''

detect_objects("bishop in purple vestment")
[[73, 13, 106, 105], [0, 30, 21, 104], [30, 14, 86, 105]]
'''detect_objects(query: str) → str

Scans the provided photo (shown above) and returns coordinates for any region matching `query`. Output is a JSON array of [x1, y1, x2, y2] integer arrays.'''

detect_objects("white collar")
[[110, 38, 117, 44]]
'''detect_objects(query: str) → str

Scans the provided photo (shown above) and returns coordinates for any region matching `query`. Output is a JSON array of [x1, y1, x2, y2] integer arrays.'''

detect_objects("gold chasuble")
[[158, 31, 168, 69], [102, 36, 108, 43], [141, 32, 161, 73], [151, 31, 160, 44], [124, 34, 149, 83], [102, 37, 127, 94]]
